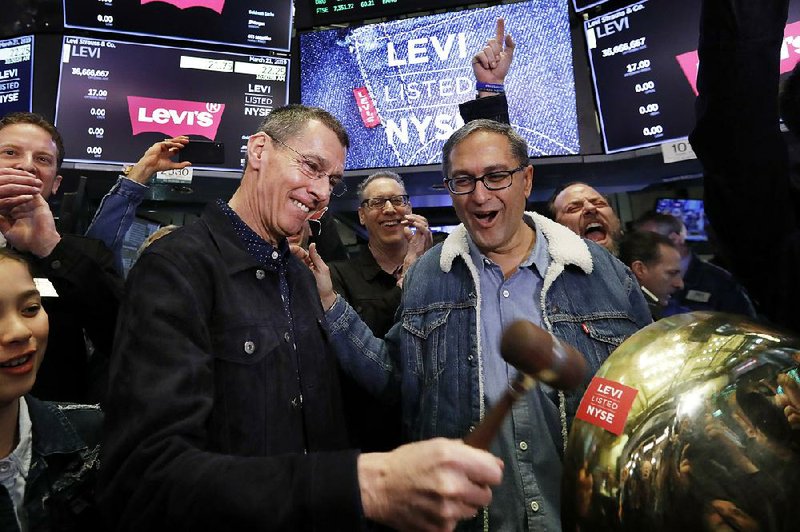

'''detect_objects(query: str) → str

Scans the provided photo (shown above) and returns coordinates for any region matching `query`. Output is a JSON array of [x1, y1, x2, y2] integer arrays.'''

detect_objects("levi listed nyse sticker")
[[575, 377, 638, 435]]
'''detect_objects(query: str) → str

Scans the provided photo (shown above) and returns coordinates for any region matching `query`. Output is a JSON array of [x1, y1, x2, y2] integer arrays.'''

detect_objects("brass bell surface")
[[562, 312, 800, 532]]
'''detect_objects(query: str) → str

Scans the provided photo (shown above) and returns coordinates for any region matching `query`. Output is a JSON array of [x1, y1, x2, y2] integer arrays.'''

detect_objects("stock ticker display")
[[0, 36, 34, 115], [584, 0, 701, 153], [585, 0, 800, 153], [55, 36, 290, 171], [63, 0, 293, 51], [300, 0, 578, 170], [308, 0, 476, 26]]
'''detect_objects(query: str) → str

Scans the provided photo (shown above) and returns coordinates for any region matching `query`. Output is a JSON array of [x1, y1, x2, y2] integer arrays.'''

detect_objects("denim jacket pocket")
[[402, 307, 451, 383], [551, 312, 637, 372]]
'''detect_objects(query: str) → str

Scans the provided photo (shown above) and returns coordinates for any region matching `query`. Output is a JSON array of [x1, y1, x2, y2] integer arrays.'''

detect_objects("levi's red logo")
[[128, 96, 225, 140], [575, 377, 638, 436], [140, 0, 225, 14], [353, 87, 381, 128]]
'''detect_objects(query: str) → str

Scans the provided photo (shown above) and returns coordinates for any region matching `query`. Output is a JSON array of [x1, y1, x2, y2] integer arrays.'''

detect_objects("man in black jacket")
[[100, 104, 502, 531]]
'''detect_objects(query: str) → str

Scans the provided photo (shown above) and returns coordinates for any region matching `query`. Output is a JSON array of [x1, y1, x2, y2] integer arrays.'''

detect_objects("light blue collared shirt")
[[0, 397, 32, 532], [466, 217, 563, 532]]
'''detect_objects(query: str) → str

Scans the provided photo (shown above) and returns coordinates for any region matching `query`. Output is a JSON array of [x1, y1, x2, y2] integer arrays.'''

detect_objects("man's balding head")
[[548, 182, 622, 254]]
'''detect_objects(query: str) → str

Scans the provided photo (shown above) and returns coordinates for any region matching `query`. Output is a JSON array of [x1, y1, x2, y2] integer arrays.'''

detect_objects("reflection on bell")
[[562, 312, 800, 532]]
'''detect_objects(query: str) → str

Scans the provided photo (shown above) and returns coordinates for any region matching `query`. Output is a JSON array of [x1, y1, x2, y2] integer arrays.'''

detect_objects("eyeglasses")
[[444, 166, 526, 195], [360, 194, 410, 210], [271, 137, 347, 197]]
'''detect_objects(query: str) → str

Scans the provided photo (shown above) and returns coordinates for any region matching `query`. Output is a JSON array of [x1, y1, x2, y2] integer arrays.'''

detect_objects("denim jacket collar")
[[439, 211, 593, 277], [26, 397, 89, 457]]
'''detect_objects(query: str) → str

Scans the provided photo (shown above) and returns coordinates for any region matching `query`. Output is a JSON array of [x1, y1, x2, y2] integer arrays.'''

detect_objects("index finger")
[[495, 17, 505, 45]]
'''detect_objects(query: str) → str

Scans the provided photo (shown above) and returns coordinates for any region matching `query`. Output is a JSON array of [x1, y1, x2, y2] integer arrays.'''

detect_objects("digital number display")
[[55, 36, 290, 171], [308, 0, 476, 27], [63, 0, 292, 51], [584, 0, 701, 153], [0, 36, 34, 115], [586, 0, 800, 153]]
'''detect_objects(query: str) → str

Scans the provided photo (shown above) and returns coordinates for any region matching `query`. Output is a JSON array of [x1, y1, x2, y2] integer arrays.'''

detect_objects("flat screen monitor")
[[584, 0, 702, 153], [655, 198, 706, 242], [63, 0, 292, 52], [300, 0, 578, 170], [307, 0, 477, 27], [55, 36, 290, 172], [0, 35, 34, 115], [585, 0, 800, 154]]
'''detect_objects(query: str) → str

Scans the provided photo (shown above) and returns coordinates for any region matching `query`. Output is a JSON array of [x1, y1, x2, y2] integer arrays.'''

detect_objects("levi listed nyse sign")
[[55, 36, 289, 171], [300, 0, 579, 170]]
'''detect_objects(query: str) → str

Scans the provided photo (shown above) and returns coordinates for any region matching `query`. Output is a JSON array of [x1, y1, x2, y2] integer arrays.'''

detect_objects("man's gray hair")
[[357, 170, 407, 201], [441, 119, 529, 178], [258, 104, 349, 149]]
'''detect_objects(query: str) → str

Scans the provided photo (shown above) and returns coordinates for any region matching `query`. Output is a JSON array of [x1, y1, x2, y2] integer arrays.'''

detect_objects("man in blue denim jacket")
[[308, 119, 651, 531]]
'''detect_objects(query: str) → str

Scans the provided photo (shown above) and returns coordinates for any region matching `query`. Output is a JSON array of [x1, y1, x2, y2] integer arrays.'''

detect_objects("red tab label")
[[575, 376, 638, 435], [353, 87, 381, 128]]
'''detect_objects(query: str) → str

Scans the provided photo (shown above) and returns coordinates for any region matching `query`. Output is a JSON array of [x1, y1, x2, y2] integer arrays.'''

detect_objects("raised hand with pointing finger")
[[472, 17, 515, 97]]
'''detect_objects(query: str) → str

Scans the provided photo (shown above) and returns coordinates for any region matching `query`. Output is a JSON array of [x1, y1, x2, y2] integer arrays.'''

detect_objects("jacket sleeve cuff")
[[459, 93, 510, 124], [30, 234, 83, 276], [309, 450, 365, 528], [116, 176, 150, 198]]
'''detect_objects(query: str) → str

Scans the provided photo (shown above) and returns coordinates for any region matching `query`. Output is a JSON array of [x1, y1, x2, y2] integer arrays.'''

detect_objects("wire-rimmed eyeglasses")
[[272, 137, 347, 197], [360, 195, 410, 210], [443, 166, 526, 195]]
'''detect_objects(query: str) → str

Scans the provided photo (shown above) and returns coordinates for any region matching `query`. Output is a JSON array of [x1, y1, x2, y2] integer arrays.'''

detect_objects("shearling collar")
[[439, 211, 594, 274]]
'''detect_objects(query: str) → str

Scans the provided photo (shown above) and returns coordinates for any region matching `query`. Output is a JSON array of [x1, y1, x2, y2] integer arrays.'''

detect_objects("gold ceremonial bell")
[[562, 312, 800, 532]]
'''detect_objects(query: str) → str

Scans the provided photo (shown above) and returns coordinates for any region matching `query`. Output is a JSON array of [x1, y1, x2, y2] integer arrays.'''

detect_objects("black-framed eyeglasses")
[[272, 137, 347, 197], [360, 194, 410, 210], [444, 166, 526, 195]]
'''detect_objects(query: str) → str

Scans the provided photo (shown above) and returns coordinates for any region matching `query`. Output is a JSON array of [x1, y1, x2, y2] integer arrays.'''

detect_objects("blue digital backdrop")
[[300, 0, 578, 170]]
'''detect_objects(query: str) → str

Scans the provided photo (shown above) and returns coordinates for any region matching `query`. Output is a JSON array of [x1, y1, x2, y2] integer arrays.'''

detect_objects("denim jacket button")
[[519, 441, 528, 451], [530, 501, 540, 512], [255, 269, 266, 280], [283, 332, 291, 343], [243, 341, 255, 354]]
